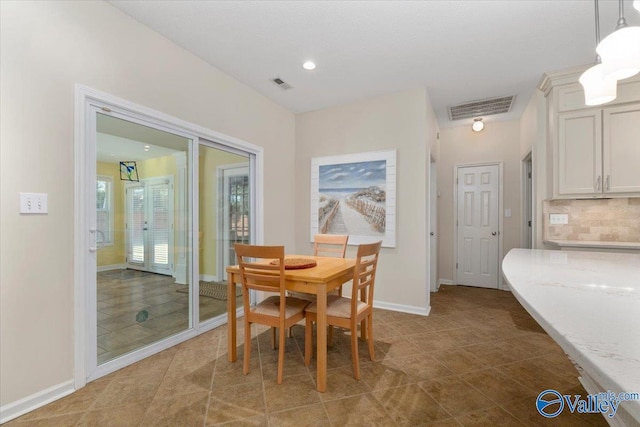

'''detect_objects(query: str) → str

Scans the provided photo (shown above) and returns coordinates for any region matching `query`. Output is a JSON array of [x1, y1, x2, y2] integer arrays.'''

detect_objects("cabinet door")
[[557, 110, 602, 195], [603, 104, 640, 194]]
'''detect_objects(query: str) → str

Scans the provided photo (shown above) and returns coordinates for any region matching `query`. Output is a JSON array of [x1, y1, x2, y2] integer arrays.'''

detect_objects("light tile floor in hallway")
[[8, 286, 609, 426]]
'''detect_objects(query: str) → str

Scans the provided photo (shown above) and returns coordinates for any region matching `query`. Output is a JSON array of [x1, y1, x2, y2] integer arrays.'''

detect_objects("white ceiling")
[[109, 0, 640, 128]]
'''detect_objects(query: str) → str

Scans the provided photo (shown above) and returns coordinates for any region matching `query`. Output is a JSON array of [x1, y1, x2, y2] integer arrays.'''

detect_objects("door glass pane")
[[198, 143, 249, 323], [96, 113, 191, 364]]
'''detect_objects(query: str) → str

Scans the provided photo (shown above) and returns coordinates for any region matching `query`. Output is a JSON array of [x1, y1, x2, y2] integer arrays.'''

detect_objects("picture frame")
[[310, 149, 396, 247], [119, 161, 139, 182]]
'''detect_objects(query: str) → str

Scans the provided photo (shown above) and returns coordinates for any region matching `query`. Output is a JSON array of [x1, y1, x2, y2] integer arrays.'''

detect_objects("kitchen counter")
[[544, 239, 640, 250], [502, 249, 640, 424]]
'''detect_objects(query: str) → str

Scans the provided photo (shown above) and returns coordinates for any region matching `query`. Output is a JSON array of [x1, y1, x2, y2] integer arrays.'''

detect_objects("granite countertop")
[[543, 239, 640, 250], [502, 249, 640, 423]]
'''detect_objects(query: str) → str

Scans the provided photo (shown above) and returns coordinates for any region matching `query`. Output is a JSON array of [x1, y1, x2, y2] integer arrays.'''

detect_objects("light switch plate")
[[20, 193, 48, 214], [504, 208, 512, 218], [549, 213, 568, 225]]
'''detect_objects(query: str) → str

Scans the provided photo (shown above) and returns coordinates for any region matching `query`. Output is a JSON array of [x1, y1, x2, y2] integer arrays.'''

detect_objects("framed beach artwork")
[[310, 149, 396, 247]]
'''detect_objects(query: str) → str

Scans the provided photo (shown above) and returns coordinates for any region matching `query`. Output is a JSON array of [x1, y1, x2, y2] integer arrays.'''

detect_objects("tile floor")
[[97, 270, 238, 363], [8, 286, 608, 426]]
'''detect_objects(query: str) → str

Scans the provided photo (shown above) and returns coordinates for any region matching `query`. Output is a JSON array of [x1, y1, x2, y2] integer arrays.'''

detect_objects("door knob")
[[430, 232, 435, 236], [491, 231, 497, 236]]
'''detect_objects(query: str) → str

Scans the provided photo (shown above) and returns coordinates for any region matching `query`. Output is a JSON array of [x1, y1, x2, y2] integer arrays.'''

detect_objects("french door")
[[125, 177, 174, 275]]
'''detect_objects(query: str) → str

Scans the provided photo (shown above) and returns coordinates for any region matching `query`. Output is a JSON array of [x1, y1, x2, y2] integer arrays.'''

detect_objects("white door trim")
[[74, 84, 264, 390], [452, 162, 504, 289], [521, 151, 533, 249]]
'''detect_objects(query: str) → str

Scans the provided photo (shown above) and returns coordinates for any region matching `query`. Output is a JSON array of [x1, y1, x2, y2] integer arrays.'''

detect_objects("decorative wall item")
[[310, 149, 396, 247], [119, 161, 139, 182]]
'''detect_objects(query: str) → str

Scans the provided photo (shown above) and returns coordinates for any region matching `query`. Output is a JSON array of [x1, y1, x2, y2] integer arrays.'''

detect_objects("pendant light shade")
[[580, 0, 617, 105], [597, 26, 640, 80], [579, 62, 618, 105], [596, 0, 640, 80]]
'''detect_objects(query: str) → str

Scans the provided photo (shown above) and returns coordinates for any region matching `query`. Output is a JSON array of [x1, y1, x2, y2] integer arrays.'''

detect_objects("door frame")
[[521, 151, 533, 249], [452, 162, 504, 289], [74, 85, 264, 389]]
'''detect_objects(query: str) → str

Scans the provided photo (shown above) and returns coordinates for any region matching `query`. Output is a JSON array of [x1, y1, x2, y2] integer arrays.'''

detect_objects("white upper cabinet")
[[602, 104, 640, 194], [541, 68, 640, 198], [557, 110, 601, 195]]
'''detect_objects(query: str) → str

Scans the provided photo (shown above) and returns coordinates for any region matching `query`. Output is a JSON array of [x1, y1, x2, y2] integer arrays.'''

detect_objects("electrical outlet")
[[20, 193, 48, 214], [549, 213, 568, 225]]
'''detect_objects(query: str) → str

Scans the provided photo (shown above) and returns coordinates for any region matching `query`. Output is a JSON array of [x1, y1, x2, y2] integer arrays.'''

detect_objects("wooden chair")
[[235, 244, 310, 384], [288, 234, 349, 338], [314, 233, 349, 258], [304, 241, 382, 380]]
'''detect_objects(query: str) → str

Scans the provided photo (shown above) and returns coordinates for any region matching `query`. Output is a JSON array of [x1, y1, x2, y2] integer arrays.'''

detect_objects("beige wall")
[[0, 0, 295, 408], [295, 89, 433, 312], [437, 120, 522, 285]]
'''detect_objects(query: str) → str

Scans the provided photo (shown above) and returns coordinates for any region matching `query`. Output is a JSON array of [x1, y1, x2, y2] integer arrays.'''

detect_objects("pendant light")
[[580, 0, 617, 105], [596, 0, 640, 81]]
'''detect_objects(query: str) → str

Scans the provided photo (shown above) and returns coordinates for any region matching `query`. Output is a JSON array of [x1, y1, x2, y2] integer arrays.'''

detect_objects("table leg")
[[316, 284, 327, 392], [227, 272, 237, 362]]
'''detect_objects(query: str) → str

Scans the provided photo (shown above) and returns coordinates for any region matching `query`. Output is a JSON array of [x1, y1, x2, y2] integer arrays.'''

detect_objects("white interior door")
[[456, 165, 499, 288], [126, 177, 174, 275]]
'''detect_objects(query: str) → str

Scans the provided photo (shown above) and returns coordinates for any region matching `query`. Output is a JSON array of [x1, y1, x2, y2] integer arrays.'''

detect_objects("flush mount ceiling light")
[[580, 0, 617, 105], [596, 0, 640, 81], [472, 118, 484, 132], [302, 61, 316, 71]]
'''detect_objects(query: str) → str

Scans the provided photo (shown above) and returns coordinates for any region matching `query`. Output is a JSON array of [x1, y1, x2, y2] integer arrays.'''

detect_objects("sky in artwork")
[[319, 160, 386, 190]]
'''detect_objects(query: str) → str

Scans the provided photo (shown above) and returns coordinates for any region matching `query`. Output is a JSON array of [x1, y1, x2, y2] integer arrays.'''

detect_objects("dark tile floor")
[[8, 286, 608, 426]]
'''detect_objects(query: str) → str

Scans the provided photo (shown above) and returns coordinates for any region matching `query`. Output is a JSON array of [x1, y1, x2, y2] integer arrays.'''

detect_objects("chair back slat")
[[314, 234, 349, 258], [350, 241, 382, 311], [235, 244, 286, 298]]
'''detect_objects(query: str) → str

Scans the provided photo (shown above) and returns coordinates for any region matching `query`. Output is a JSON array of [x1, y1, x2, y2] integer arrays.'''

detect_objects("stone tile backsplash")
[[543, 198, 640, 242]]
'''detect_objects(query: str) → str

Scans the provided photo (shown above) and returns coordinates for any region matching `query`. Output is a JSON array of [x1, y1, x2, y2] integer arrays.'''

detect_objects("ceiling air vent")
[[272, 77, 292, 90], [448, 95, 515, 121]]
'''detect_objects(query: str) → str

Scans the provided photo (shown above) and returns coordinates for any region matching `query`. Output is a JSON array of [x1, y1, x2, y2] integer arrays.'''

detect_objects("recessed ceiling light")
[[472, 118, 485, 132], [302, 61, 316, 71]]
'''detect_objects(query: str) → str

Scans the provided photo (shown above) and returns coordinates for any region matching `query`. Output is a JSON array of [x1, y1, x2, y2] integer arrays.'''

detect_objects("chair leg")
[[271, 326, 276, 350], [367, 315, 375, 361], [243, 322, 251, 375], [350, 324, 360, 380], [304, 316, 313, 366], [277, 324, 286, 384]]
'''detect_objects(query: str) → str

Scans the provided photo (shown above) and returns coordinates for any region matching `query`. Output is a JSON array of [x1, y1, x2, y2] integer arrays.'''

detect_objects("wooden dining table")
[[226, 255, 355, 392]]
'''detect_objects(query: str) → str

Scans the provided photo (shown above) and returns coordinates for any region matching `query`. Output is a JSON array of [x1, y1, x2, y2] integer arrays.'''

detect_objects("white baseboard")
[[439, 279, 454, 286], [0, 380, 75, 424], [96, 264, 126, 272], [373, 300, 430, 316]]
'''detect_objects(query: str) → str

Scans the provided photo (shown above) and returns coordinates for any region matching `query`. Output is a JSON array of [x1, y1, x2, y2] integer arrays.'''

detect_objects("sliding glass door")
[[198, 142, 252, 323], [94, 112, 191, 365]]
